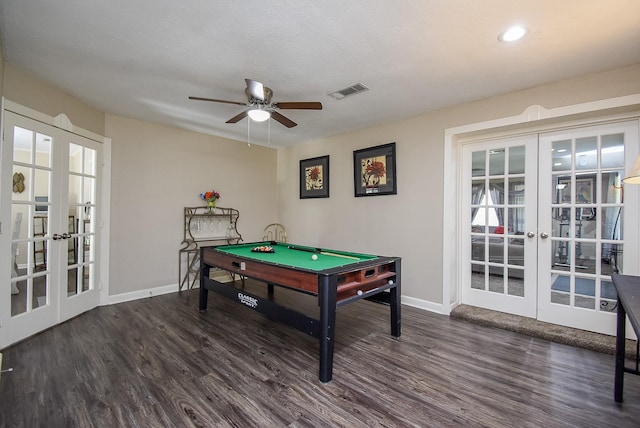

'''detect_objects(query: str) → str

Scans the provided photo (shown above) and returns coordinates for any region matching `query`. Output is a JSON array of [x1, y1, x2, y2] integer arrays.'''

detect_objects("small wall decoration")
[[13, 172, 25, 193], [300, 155, 330, 199], [353, 142, 397, 197]]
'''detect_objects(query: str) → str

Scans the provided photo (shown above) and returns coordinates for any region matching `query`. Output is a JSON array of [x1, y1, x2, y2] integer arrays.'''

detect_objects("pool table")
[[199, 241, 401, 382]]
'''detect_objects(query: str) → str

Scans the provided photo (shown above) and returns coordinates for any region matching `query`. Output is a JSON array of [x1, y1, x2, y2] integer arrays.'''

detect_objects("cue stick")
[[287, 245, 316, 253], [319, 251, 360, 260], [287, 245, 361, 260]]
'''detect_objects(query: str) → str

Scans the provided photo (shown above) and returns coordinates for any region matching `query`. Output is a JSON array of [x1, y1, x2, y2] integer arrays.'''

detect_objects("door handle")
[[62, 233, 71, 239], [52, 233, 62, 240], [540, 232, 549, 239], [527, 232, 535, 238]]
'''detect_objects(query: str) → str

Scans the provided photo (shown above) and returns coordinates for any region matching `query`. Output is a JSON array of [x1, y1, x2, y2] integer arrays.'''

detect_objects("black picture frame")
[[300, 155, 330, 199], [353, 142, 397, 197]]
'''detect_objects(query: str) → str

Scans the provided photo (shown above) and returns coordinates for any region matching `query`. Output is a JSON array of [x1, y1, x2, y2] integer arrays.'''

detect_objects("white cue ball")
[[311, 254, 318, 260]]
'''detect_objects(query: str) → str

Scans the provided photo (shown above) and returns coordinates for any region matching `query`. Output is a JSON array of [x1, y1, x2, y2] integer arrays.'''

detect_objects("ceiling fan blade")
[[274, 102, 323, 110], [245, 79, 265, 101], [225, 111, 248, 124], [270, 111, 297, 128], [189, 96, 246, 106]]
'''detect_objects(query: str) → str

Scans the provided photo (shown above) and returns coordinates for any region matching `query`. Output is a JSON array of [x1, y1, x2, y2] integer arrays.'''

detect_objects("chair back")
[[263, 223, 287, 243]]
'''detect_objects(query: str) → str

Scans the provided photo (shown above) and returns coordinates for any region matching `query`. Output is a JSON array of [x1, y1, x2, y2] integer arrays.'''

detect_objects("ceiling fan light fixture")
[[247, 108, 271, 122]]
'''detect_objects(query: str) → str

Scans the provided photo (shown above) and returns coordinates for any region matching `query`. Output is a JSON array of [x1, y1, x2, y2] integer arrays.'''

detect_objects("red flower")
[[309, 166, 321, 181], [366, 161, 386, 178], [200, 190, 221, 201]]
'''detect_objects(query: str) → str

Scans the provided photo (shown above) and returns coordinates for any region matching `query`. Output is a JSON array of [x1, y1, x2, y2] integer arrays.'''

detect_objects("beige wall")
[[106, 115, 278, 296], [3, 63, 105, 135], [278, 64, 640, 307], [2, 55, 639, 306], [0, 36, 4, 101]]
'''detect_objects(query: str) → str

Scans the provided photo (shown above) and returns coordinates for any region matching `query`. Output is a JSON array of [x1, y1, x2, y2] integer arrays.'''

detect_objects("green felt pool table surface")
[[213, 242, 378, 271]]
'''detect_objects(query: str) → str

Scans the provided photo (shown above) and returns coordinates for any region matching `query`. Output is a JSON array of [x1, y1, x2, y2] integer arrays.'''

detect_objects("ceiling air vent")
[[328, 83, 369, 100]]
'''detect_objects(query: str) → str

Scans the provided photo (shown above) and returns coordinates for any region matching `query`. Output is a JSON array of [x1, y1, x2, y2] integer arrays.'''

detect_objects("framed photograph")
[[300, 155, 330, 199], [353, 142, 397, 197]]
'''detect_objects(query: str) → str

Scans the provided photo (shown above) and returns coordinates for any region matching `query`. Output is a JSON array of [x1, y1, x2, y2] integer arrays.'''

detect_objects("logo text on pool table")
[[237, 292, 258, 309]]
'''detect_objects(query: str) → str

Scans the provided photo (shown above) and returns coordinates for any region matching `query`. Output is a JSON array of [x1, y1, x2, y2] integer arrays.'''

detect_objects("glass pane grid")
[[549, 131, 625, 313], [470, 145, 526, 299]]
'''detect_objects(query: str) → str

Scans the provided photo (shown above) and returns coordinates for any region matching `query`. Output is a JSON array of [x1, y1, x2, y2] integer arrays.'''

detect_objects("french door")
[[462, 120, 639, 335], [462, 135, 538, 317], [1, 109, 102, 348], [537, 121, 638, 333]]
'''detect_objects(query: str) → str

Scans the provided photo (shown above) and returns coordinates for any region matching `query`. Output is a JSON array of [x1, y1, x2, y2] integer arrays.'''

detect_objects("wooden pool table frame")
[[199, 243, 402, 382]]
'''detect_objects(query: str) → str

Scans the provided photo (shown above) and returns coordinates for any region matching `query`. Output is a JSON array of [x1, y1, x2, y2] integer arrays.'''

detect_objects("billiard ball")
[[311, 254, 318, 261]]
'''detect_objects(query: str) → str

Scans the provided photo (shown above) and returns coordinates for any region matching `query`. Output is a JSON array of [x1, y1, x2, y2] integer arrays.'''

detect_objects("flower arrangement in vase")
[[200, 190, 221, 213]]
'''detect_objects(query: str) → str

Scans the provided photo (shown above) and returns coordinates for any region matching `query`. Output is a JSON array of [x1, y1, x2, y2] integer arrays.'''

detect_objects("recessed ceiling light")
[[498, 25, 528, 42]]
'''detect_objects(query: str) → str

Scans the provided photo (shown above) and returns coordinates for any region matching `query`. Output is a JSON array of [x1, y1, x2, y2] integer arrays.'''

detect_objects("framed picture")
[[556, 175, 596, 220], [557, 176, 594, 204], [353, 142, 397, 197], [300, 155, 330, 199]]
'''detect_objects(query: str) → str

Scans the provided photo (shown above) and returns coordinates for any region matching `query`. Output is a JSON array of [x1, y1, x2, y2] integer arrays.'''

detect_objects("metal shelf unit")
[[178, 206, 242, 291]]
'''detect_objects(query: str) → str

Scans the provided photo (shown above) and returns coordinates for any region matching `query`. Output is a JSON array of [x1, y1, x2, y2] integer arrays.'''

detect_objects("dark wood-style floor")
[[1, 281, 639, 427]]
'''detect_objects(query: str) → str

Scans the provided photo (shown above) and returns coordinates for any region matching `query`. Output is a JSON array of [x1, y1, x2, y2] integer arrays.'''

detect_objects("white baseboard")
[[401, 295, 444, 314], [107, 283, 180, 305], [105, 282, 446, 318]]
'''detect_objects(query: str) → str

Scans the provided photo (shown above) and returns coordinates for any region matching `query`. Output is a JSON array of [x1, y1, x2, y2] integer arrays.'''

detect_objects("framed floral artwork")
[[300, 155, 330, 199], [353, 142, 397, 197]]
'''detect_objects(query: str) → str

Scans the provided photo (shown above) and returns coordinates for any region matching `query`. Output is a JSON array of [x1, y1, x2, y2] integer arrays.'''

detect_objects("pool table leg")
[[389, 287, 401, 338], [199, 263, 210, 312], [319, 275, 337, 383], [390, 259, 402, 337]]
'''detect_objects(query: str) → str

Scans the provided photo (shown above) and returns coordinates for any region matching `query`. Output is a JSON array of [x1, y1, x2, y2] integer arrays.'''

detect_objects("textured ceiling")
[[1, 1, 639, 147]]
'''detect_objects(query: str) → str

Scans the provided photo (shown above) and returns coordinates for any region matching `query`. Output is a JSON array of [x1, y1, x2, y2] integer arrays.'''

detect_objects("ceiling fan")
[[189, 79, 322, 128]]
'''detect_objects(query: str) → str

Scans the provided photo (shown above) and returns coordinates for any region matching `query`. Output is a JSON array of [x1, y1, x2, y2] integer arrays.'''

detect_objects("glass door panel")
[[66, 143, 96, 297], [3, 112, 59, 343], [10, 127, 54, 316], [539, 121, 637, 334], [463, 135, 537, 318]]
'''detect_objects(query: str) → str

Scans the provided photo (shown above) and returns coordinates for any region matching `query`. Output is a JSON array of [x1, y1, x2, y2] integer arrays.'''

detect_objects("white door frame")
[[443, 95, 640, 316], [0, 99, 111, 349]]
